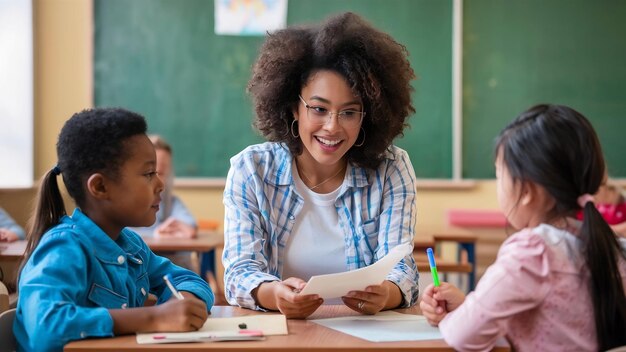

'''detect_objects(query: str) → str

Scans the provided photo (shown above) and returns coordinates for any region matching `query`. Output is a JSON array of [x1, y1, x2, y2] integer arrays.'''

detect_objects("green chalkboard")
[[94, 0, 453, 178], [463, 0, 626, 178]]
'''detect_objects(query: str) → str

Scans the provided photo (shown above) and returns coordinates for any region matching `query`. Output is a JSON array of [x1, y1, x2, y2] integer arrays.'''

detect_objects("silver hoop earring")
[[290, 120, 300, 138], [354, 127, 365, 147]]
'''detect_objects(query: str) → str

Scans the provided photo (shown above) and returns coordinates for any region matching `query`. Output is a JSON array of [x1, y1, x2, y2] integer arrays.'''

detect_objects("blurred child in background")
[[130, 135, 197, 239], [577, 177, 626, 237], [0, 207, 25, 242], [129, 135, 198, 272]]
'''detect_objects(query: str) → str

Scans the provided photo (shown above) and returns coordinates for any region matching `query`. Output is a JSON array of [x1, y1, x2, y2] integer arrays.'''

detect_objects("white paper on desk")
[[299, 243, 412, 299], [136, 314, 287, 344], [311, 311, 442, 342]]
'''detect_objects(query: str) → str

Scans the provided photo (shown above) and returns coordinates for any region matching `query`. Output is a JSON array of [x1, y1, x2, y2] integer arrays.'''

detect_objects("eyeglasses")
[[298, 95, 365, 129]]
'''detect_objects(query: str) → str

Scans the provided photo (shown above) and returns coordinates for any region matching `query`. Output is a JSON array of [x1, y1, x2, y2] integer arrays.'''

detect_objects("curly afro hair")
[[248, 12, 416, 169]]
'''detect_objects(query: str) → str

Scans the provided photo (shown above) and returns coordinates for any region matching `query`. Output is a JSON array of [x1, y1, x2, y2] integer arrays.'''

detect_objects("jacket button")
[[80, 332, 87, 338], [121, 303, 128, 309], [141, 287, 146, 296], [288, 214, 295, 221], [117, 255, 125, 264]]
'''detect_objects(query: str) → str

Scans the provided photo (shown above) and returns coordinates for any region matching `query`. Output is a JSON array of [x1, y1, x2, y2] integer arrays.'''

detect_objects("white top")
[[282, 162, 346, 286]]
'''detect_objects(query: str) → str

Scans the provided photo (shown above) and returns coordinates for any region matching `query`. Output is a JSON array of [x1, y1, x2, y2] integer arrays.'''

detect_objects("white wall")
[[0, 0, 33, 188]]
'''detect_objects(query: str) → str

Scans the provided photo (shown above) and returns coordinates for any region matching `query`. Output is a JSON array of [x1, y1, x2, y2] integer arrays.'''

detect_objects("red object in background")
[[447, 209, 508, 228], [577, 202, 626, 225]]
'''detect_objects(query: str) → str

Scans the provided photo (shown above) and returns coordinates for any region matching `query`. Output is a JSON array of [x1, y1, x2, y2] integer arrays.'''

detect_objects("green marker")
[[427, 248, 440, 286]]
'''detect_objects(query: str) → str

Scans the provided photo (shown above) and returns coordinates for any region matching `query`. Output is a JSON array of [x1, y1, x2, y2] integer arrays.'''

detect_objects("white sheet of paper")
[[311, 311, 442, 342], [136, 314, 287, 344], [298, 243, 412, 299]]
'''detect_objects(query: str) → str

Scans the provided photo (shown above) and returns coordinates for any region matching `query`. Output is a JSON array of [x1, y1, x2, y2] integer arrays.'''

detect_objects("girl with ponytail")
[[420, 104, 626, 351]]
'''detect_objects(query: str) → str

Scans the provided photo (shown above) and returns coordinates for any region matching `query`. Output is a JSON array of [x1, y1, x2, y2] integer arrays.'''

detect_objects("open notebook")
[[136, 314, 287, 344]]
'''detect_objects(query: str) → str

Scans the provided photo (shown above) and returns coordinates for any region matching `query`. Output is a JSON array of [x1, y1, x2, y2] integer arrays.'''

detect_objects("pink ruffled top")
[[439, 221, 626, 352]]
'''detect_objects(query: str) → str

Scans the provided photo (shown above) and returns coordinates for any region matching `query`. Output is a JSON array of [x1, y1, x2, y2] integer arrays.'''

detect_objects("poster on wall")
[[215, 0, 287, 36], [0, 0, 33, 188]]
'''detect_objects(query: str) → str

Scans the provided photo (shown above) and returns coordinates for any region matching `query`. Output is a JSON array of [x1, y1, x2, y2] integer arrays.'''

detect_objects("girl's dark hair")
[[248, 12, 415, 169], [21, 108, 147, 273], [496, 104, 626, 350]]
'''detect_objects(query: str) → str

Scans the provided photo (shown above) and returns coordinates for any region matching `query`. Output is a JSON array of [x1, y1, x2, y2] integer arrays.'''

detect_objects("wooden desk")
[[65, 305, 509, 351], [144, 230, 225, 302], [0, 240, 26, 302], [0, 232, 224, 261], [0, 240, 26, 261], [414, 237, 436, 251], [142, 230, 223, 252], [414, 254, 473, 274]]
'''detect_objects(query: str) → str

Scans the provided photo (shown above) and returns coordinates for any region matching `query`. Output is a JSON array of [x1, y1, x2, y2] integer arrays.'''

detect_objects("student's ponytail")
[[19, 167, 67, 278], [580, 199, 626, 350]]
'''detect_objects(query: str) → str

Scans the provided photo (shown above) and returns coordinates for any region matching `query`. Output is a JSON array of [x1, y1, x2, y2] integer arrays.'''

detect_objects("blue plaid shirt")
[[223, 142, 419, 310]]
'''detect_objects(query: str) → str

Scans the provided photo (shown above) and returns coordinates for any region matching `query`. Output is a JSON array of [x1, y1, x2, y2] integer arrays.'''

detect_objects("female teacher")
[[223, 12, 419, 318]]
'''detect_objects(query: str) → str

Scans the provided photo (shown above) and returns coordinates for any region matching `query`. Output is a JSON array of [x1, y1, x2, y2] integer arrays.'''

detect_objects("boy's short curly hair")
[[57, 107, 147, 206], [248, 12, 415, 169]]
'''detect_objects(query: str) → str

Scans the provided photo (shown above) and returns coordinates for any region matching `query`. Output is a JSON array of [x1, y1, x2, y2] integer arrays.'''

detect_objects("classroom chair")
[[199, 249, 215, 282], [197, 219, 227, 305], [0, 308, 17, 352], [200, 251, 227, 305], [0, 281, 9, 313], [414, 237, 474, 292], [446, 209, 509, 289]]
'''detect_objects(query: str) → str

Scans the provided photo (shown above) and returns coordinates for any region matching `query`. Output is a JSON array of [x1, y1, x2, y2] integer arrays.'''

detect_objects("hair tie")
[[52, 165, 61, 176], [577, 194, 595, 208]]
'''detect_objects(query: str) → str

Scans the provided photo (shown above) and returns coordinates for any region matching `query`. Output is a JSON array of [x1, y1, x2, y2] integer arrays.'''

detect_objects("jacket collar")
[[68, 208, 144, 264]]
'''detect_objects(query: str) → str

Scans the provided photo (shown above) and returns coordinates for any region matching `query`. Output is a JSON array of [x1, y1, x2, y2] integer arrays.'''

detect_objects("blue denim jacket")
[[14, 208, 214, 352]]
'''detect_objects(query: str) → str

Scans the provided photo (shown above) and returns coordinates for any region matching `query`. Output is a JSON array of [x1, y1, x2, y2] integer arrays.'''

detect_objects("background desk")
[[0, 233, 223, 260], [0, 240, 26, 261], [0, 240, 26, 307], [64, 305, 510, 351], [414, 227, 477, 290], [142, 230, 223, 252], [143, 230, 225, 303]]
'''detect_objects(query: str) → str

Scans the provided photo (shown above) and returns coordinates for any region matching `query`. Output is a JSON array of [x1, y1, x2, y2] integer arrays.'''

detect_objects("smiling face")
[[294, 70, 363, 171]]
